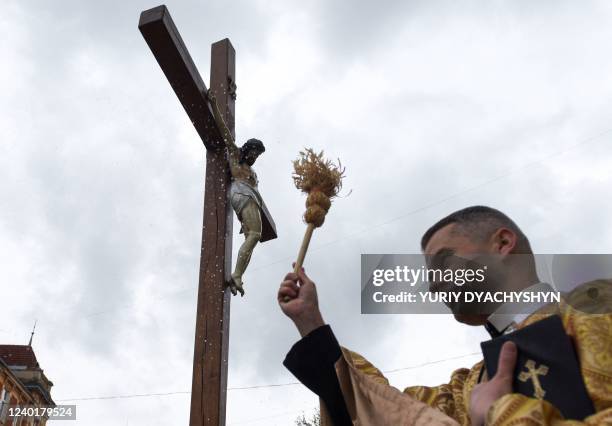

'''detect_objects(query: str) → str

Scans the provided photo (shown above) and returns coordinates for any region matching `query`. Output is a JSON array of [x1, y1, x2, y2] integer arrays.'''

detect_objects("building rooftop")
[[0, 344, 54, 406], [0, 345, 40, 369]]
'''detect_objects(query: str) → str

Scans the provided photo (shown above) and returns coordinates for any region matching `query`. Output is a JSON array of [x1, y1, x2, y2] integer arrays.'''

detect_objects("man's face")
[[244, 150, 260, 166], [423, 223, 498, 325]]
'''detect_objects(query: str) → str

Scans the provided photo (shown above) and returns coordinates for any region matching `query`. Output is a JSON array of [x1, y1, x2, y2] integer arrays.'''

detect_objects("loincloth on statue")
[[229, 179, 277, 243], [230, 180, 263, 219]]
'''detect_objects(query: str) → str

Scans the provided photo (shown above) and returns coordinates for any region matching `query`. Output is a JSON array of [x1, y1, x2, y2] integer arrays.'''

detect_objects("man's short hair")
[[420, 206, 532, 253]]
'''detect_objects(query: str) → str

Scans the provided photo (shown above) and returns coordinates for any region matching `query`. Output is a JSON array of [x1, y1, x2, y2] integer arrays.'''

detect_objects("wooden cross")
[[138, 5, 275, 425]]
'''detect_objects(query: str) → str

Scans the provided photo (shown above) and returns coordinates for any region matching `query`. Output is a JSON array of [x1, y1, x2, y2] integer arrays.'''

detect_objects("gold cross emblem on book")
[[518, 359, 549, 399]]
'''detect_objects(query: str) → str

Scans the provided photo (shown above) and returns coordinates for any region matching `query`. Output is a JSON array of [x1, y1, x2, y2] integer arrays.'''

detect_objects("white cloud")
[[1, 0, 611, 424]]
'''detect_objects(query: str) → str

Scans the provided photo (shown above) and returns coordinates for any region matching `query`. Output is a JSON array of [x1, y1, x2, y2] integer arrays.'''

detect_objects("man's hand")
[[469, 341, 518, 426], [278, 266, 324, 337]]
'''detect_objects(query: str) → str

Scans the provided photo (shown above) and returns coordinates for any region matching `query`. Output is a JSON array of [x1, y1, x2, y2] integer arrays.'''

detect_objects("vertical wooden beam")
[[189, 39, 235, 426]]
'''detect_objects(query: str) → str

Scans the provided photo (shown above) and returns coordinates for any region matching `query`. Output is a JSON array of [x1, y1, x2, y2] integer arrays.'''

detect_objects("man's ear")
[[492, 228, 517, 255]]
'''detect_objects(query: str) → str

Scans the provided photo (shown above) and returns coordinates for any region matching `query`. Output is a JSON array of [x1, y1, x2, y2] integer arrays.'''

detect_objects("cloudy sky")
[[2, 0, 611, 424]]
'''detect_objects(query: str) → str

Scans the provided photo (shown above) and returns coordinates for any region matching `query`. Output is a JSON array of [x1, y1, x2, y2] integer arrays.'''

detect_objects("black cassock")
[[283, 325, 352, 426]]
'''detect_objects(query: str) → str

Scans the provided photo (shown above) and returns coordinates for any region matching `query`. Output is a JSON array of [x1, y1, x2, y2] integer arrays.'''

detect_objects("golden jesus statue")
[[208, 91, 266, 297]]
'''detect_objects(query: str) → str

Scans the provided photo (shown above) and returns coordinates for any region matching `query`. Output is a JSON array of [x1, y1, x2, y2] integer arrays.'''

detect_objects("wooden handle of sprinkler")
[[283, 223, 316, 303], [294, 223, 315, 274]]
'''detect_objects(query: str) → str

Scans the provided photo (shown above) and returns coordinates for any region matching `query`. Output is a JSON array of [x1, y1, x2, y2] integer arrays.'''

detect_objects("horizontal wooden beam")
[[139, 5, 222, 151]]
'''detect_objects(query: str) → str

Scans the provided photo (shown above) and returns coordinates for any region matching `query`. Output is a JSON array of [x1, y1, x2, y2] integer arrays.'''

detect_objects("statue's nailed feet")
[[227, 276, 245, 297]]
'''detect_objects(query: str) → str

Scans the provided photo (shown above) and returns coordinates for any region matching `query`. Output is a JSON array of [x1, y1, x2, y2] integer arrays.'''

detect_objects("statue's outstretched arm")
[[208, 91, 238, 153]]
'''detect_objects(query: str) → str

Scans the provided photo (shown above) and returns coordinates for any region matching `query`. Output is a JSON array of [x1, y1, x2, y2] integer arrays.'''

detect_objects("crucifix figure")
[[208, 91, 272, 297], [139, 5, 276, 426], [518, 359, 549, 400]]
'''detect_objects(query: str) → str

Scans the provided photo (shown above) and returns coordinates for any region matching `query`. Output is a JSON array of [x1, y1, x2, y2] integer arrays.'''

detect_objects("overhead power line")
[[56, 351, 482, 402], [40, 125, 612, 327]]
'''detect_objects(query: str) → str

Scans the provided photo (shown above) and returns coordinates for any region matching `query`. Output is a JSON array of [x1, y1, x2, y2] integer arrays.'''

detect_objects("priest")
[[278, 206, 612, 425]]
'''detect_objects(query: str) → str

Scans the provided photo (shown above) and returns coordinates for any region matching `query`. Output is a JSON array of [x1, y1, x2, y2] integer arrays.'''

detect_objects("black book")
[[480, 315, 595, 420]]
